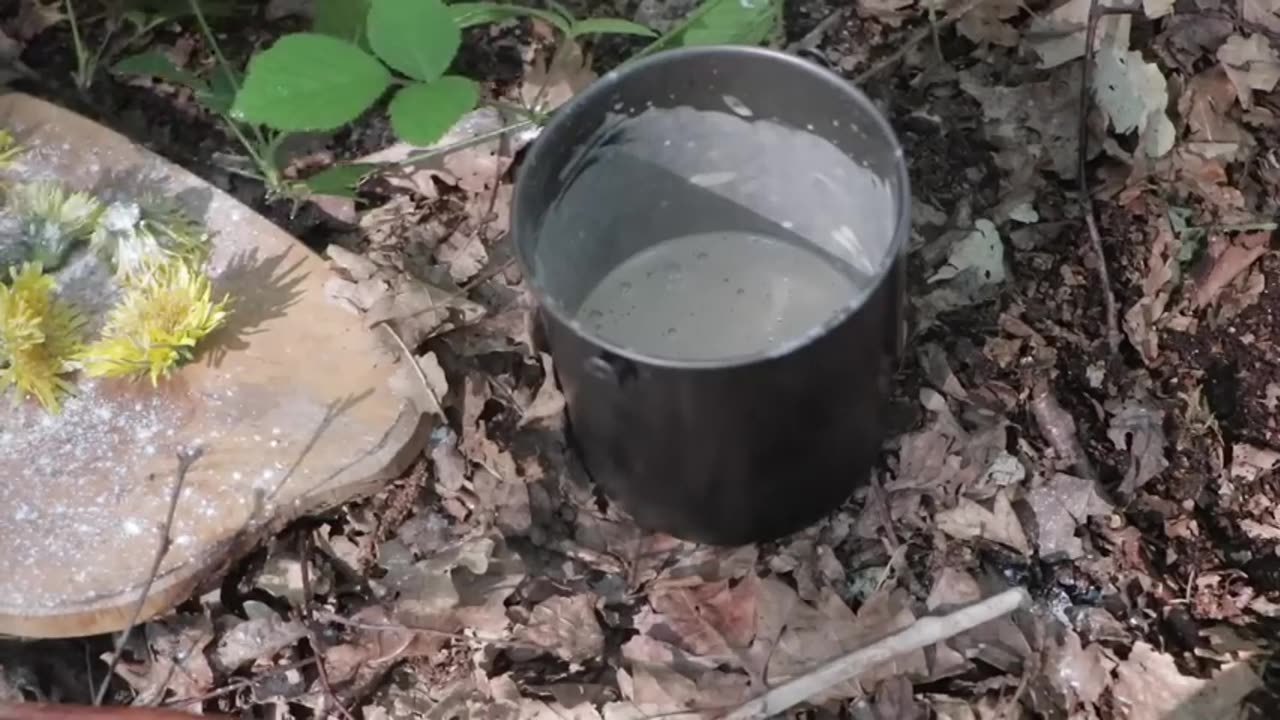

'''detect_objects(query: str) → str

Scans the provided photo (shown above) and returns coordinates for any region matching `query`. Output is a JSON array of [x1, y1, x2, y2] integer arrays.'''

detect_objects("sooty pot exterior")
[[513, 46, 909, 545]]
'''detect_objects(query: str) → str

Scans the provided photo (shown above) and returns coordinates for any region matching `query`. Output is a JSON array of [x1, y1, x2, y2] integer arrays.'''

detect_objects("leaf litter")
[[6, 0, 1280, 716]]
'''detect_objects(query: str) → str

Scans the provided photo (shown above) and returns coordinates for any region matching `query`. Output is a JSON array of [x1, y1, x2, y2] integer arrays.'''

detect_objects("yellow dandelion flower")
[[79, 259, 230, 385], [89, 198, 211, 282], [0, 263, 86, 412]]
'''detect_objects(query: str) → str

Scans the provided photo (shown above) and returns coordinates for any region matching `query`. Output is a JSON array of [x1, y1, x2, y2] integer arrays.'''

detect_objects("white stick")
[[721, 587, 1030, 720]]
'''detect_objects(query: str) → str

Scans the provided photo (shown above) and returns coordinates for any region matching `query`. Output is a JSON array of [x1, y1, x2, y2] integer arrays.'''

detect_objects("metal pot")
[[512, 46, 910, 545]]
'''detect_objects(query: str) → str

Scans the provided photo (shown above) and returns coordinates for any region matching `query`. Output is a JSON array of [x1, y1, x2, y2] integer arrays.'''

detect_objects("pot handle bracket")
[[584, 352, 637, 387]]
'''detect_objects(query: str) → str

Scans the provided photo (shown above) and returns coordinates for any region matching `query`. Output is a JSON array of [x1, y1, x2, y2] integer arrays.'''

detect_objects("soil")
[[2, 0, 1279, 716]]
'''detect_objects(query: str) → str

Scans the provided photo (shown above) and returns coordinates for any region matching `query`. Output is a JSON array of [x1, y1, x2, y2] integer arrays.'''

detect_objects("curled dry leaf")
[[515, 593, 606, 664], [1123, 211, 1177, 365], [1217, 34, 1280, 108], [1031, 380, 1095, 478], [1111, 642, 1261, 720]]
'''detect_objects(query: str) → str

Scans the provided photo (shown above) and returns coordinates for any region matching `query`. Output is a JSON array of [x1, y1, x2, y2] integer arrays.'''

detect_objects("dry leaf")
[[858, 0, 914, 26], [935, 490, 1031, 554], [1180, 68, 1252, 158], [1107, 392, 1169, 496], [1094, 47, 1176, 157], [637, 575, 759, 668], [925, 569, 1031, 673], [436, 233, 488, 284], [107, 614, 215, 704], [958, 0, 1021, 46], [520, 40, 597, 112], [515, 594, 606, 664], [1027, 473, 1113, 559], [389, 351, 449, 415], [1241, 0, 1280, 41], [1044, 629, 1113, 707], [519, 353, 566, 427], [1123, 212, 1177, 364], [1217, 34, 1280, 108], [960, 65, 1082, 178], [1027, 0, 1131, 68], [212, 615, 308, 673], [1031, 381, 1094, 478], [1194, 232, 1270, 307], [1111, 642, 1261, 720]]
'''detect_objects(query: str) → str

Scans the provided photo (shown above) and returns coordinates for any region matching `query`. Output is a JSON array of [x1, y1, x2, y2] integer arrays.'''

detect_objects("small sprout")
[[0, 263, 87, 412], [0, 131, 23, 168], [89, 198, 211, 282], [5, 180, 104, 271], [79, 258, 230, 385]]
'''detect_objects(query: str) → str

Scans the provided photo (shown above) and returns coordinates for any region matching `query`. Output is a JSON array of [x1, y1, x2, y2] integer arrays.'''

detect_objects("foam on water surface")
[[576, 231, 856, 361]]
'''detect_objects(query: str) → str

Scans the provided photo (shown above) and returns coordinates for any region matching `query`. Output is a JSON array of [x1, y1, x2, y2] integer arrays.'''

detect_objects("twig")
[[719, 588, 1029, 720], [94, 448, 204, 706], [162, 657, 319, 707], [300, 534, 357, 720], [1076, 0, 1142, 357], [375, 321, 445, 418], [853, 0, 985, 85]]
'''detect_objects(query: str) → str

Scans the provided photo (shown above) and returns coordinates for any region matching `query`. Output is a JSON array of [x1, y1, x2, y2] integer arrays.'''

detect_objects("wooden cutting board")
[[0, 93, 428, 638]]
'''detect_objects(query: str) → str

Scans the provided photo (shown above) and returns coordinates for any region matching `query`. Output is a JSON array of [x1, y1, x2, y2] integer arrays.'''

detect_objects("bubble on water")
[[722, 95, 753, 117]]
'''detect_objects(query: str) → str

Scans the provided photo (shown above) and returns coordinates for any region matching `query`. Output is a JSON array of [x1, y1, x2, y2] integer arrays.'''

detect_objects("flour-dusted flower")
[[0, 131, 23, 169], [4, 180, 103, 271], [89, 198, 211, 281], [79, 258, 230, 384], [0, 263, 86, 411]]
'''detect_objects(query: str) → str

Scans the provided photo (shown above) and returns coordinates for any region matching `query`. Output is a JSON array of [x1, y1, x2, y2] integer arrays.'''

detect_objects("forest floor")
[[2, 0, 1280, 717]]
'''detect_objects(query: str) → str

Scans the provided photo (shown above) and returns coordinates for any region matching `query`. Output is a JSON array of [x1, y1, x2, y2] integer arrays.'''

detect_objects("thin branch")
[[720, 588, 1029, 720], [94, 448, 204, 706], [853, 0, 985, 85], [1076, 0, 1142, 357], [299, 533, 358, 720]]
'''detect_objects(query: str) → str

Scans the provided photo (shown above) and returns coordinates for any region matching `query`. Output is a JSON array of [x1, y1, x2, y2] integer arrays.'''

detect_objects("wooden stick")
[[720, 588, 1030, 720]]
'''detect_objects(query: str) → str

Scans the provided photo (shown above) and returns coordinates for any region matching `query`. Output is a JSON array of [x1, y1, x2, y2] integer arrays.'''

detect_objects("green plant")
[[113, 0, 294, 197], [114, 0, 779, 201], [64, 0, 237, 91]]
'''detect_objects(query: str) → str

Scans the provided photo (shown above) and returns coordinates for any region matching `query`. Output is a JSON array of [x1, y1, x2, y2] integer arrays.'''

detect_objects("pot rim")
[[512, 44, 911, 371]]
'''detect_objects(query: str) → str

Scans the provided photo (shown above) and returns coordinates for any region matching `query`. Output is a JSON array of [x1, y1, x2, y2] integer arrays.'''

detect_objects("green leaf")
[[232, 33, 390, 131], [570, 17, 656, 37], [199, 65, 239, 114], [313, 0, 372, 47], [389, 76, 478, 145], [304, 163, 380, 197], [450, 2, 572, 33], [367, 0, 460, 82], [638, 0, 777, 56], [112, 51, 204, 89]]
